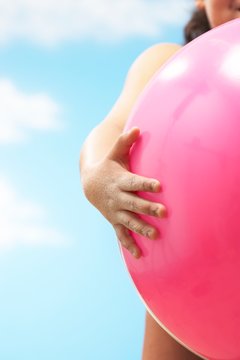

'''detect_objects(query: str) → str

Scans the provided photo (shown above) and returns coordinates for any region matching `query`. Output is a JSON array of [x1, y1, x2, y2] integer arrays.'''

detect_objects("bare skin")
[[80, 43, 180, 258], [142, 312, 202, 360], [80, 42, 202, 358], [196, 0, 240, 28]]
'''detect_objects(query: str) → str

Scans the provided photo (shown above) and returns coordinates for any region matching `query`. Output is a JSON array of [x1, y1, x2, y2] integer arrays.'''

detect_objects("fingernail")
[[158, 206, 167, 217], [131, 248, 137, 256], [148, 230, 158, 240], [131, 248, 140, 258], [128, 127, 140, 136], [153, 181, 161, 191]]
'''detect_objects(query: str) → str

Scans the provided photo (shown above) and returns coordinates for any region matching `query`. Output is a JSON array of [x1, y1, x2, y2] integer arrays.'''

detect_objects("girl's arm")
[[80, 43, 181, 258]]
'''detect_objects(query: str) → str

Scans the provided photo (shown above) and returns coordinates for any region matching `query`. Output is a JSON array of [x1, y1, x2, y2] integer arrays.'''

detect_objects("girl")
[[80, 1, 240, 359]]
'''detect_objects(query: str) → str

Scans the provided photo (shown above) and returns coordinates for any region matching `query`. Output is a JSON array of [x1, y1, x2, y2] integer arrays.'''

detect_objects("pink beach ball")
[[122, 19, 240, 360]]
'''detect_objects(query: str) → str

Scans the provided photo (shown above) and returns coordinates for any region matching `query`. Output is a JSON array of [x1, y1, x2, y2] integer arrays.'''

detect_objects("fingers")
[[119, 211, 159, 240], [109, 127, 140, 160], [115, 210, 160, 259], [115, 224, 142, 259], [121, 193, 166, 218], [119, 173, 161, 193], [108, 128, 161, 193]]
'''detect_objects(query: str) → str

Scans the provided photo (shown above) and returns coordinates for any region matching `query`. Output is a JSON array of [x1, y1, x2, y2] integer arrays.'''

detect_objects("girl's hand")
[[82, 127, 166, 259]]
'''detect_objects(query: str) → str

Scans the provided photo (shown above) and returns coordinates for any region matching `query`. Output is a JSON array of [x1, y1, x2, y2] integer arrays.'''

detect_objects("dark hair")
[[184, 9, 211, 44]]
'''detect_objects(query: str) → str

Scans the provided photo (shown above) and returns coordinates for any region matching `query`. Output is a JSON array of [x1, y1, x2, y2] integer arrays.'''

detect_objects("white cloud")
[[0, 176, 66, 250], [0, 79, 62, 144], [0, 0, 192, 46]]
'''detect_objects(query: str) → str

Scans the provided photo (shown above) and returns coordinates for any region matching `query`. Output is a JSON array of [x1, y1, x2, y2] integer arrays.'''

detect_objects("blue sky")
[[0, 1, 192, 359]]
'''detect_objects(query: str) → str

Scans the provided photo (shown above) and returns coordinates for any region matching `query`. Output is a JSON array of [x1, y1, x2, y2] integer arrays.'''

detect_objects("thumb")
[[109, 127, 140, 160]]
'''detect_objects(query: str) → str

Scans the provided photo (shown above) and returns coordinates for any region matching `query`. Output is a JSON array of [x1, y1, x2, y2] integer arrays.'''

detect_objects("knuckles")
[[126, 199, 138, 212], [142, 180, 152, 191], [121, 216, 149, 237]]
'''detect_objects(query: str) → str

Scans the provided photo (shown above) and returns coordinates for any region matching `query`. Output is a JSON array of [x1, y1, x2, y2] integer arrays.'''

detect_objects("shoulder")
[[121, 42, 182, 108], [126, 43, 182, 87], [105, 43, 182, 130], [131, 42, 182, 69]]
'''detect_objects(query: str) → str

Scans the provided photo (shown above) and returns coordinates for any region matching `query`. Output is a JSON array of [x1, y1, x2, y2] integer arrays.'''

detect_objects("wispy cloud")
[[0, 0, 191, 46], [0, 176, 66, 250], [0, 79, 62, 144]]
